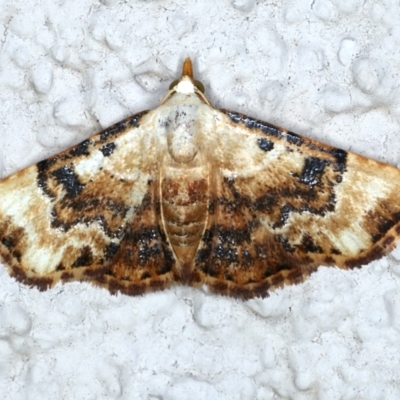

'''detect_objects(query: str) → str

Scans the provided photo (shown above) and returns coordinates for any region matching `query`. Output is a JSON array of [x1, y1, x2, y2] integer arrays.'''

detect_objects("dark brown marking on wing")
[[300, 234, 322, 253], [223, 110, 283, 138], [51, 166, 85, 198], [363, 203, 400, 244], [330, 149, 347, 173], [72, 246, 94, 268], [105, 242, 120, 260], [83, 265, 112, 280], [97, 110, 148, 142], [70, 139, 91, 157], [298, 157, 329, 188], [61, 271, 74, 280], [0, 220, 26, 263], [257, 138, 274, 152], [382, 235, 395, 247], [11, 265, 53, 291], [37, 158, 58, 199], [285, 131, 304, 146], [99, 121, 127, 142], [344, 246, 386, 269], [100, 142, 116, 157], [56, 263, 65, 271]]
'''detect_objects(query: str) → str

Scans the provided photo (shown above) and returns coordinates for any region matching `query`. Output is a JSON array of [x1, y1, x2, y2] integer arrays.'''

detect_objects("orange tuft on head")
[[181, 57, 193, 78]]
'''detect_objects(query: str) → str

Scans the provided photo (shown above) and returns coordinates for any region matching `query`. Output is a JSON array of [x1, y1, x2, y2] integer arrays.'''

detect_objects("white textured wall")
[[1, 1, 400, 399]]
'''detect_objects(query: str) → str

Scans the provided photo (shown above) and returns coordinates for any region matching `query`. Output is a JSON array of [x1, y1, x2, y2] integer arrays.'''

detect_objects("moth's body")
[[158, 93, 211, 270], [1, 58, 400, 299]]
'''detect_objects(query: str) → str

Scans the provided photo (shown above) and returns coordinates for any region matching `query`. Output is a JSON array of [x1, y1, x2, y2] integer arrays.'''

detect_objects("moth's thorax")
[[165, 105, 200, 164], [159, 100, 211, 268]]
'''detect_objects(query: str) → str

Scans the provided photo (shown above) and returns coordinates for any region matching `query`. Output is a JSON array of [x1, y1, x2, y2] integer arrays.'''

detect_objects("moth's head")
[[161, 58, 211, 106]]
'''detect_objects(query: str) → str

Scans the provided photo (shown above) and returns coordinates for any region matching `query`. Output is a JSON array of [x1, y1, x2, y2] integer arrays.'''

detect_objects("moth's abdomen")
[[161, 167, 209, 264]]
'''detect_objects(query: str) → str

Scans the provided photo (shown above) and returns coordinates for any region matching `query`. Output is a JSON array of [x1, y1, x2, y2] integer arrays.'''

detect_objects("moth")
[[1, 58, 400, 299]]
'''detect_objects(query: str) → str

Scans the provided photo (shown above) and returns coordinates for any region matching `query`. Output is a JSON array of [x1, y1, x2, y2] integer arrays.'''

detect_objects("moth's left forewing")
[[194, 109, 400, 298], [0, 111, 177, 292]]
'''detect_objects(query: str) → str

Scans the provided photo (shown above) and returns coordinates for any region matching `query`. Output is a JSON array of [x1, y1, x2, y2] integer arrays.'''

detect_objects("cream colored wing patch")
[[1, 58, 400, 299]]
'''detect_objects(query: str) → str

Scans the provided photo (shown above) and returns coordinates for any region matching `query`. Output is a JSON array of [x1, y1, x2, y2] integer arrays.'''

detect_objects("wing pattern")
[[0, 111, 177, 295], [193, 110, 400, 298], [1, 58, 400, 299]]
